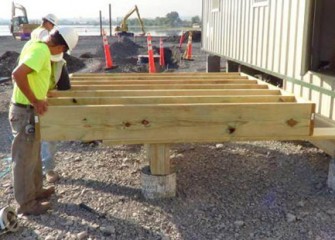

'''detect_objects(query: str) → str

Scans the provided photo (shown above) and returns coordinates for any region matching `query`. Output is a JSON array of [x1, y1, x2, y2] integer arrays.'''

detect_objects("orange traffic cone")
[[182, 32, 194, 61], [147, 33, 156, 73], [159, 38, 165, 68], [102, 29, 117, 70]]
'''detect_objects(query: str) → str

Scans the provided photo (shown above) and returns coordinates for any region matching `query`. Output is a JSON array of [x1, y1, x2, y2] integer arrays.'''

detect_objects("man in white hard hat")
[[31, 13, 71, 184], [10, 27, 78, 215], [40, 27, 76, 184], [31, 13, 58, 41]]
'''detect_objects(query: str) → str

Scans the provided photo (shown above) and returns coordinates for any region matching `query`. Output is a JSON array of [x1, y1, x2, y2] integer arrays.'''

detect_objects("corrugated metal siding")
[[202, 0, 335, 121], [285, 73, 335, 120], [202, 0, 310, 79]]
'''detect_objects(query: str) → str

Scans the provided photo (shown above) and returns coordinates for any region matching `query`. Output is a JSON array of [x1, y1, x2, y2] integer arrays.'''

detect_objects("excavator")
[[10, 1, 39, 40], [114, 5, 145, 37]]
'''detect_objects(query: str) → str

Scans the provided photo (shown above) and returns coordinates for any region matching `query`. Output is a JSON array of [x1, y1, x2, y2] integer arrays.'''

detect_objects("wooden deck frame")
[[39, 72, 332, 175]]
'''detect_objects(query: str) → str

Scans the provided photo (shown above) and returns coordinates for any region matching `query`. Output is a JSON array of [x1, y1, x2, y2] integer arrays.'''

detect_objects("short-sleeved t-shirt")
[[11, 41, 51, 105], [30, 26, 49, 41]]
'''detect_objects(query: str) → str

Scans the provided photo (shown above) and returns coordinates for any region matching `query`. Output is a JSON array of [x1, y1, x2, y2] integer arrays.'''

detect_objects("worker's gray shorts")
[[8, 104, 43, 208]]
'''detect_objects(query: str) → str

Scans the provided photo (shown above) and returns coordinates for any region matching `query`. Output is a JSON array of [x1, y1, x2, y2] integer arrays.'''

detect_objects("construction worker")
[[40, 52, 71, 184], [30, 13, 58, 41], [9, 27, 78, 215], [31, 13, 70, 183]]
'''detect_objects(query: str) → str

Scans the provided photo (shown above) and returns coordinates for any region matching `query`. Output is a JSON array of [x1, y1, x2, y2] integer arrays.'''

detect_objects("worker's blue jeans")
[[41, 141, 57, 173]]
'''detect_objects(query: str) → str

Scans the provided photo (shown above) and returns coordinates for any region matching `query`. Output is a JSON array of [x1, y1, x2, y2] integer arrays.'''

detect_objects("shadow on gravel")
[[53, 141, 333, 239], [27, 202, 163, 239]]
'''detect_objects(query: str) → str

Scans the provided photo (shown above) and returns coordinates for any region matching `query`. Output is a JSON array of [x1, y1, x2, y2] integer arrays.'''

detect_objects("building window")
[[212, 0, 220, 12]]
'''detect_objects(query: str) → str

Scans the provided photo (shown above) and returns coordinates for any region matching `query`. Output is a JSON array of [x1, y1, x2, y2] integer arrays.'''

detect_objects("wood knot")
[[227, 126, 236, 134], [123, 122, 131, 128], [141, 119, 150, 126], [286, 118, 298, 127]]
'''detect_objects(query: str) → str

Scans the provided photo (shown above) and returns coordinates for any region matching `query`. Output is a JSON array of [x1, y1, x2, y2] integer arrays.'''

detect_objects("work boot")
[[46, 170, 59, 183], [17, 201, 51, 216], [36, 186, 55, 200]]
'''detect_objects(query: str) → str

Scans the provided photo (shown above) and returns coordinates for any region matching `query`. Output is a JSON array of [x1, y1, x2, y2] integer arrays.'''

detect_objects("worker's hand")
[[32, 100, 48, 115]]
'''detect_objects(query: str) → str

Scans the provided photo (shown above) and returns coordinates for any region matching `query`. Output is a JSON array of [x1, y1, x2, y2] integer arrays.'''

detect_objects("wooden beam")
[[39, 103, 314, 143], [70, 75, 248, 80], [49, 89, 282, 98], [70, 79, 256, 85], [310, 114, 335, 156], [70, 84, 269, 90], [145, 144, 171, 175], [47, 95, 297, 106], [70, 72, 242, 77]]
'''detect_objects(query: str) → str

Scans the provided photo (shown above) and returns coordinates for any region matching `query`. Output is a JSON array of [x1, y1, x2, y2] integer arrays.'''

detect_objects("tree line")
[[0, 11, 201, 28]]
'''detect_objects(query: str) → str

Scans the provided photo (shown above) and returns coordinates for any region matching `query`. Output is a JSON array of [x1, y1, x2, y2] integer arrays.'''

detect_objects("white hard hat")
[[43, 14, 58, 25], [58, 27, 79, 51]]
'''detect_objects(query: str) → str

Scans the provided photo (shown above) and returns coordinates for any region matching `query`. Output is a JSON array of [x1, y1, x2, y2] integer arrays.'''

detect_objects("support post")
[[109, 4, 112, 36], [206, 54, 221, 72], [146, 143, 171, 175], [327, 152, 335, 191], [141, 144, 176, 199], [226, 60, 239, 72], [99, 10, 102, 36]]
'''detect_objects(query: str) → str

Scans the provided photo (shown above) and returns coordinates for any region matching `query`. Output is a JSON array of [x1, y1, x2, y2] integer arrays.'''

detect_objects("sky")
[[0, 0, 202, 20]]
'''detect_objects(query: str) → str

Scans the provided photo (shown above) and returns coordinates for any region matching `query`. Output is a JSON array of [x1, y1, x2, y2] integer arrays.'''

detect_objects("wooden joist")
[[38, 72, 321, 144], [50, 89, 283, 97]]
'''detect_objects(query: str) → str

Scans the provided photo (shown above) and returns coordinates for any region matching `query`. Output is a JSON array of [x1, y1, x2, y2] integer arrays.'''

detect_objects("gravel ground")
[[0, 36, 334, 240]]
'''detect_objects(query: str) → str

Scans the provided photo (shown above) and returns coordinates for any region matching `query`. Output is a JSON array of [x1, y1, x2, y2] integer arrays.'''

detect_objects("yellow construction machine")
[[114, 5, 145, 37], [9, 1, 38, 40]]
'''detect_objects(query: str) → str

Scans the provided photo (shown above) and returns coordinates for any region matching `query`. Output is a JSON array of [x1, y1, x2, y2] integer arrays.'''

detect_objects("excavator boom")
[[115, 5, 145, 37], [10, 1, 38, 40]]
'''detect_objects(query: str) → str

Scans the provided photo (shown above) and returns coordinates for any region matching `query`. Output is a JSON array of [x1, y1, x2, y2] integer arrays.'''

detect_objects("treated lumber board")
[[47, 95, 297, 106], [70, 76, 249, 80], [102, 128, 335, 145], [312, 128, 335, 140], [39, 103, 314, 143], [49, 89, 282, 97], [310, 115, 335, 156], [71, 75, 248, 81], [70, 84, 269, 90], [145, 144, 171, 175], [70, 79, 256, 85], [70, 72, 242, 77]]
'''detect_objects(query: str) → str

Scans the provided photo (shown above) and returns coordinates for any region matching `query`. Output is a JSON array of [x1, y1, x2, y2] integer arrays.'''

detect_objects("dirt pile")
[[63, 53, 86, 73], [183, 30, 201, 42], [0, 51, 19, 77], [0, 51, 85, 77], [96, 37, 143, 59], [165, 31, 202, 43]]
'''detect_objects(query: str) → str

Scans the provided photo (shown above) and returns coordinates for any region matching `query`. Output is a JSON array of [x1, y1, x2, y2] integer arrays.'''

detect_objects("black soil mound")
[[165, 30, 202, 43], [0, 51, 19, 77], [96, 36, 142, 59], [63, 53, 86, 73], [0, 51, 85, 77]]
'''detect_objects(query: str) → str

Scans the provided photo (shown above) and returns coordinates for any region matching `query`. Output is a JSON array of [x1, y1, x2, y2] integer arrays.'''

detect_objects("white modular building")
[[202, 0, 335, 154]]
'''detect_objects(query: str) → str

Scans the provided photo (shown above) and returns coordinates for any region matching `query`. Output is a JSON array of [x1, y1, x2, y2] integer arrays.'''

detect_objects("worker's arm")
[[12, 63, 48, 115]]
